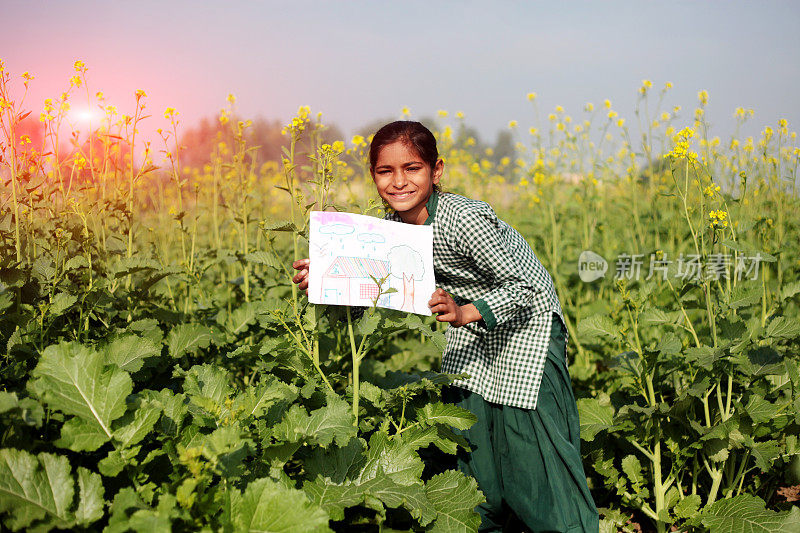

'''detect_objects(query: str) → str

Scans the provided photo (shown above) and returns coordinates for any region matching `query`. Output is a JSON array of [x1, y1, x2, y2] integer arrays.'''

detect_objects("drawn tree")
[[388, 245, 425, 313]]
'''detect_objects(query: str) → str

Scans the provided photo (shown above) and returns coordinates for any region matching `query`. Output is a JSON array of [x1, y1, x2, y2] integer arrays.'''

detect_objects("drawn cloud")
[[319, 224, 354, 236], [357, 233, 386, 244]]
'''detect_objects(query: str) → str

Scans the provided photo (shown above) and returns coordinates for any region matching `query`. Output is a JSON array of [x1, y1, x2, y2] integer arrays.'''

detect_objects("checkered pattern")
[[386, 191, 567, 410]]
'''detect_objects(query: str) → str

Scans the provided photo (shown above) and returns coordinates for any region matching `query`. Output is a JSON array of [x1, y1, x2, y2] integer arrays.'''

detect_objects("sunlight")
[[69, 107, 99, 124]]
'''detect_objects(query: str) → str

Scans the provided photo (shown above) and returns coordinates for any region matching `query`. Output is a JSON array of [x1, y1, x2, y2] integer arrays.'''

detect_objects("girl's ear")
[[432, 158, 444, 185]]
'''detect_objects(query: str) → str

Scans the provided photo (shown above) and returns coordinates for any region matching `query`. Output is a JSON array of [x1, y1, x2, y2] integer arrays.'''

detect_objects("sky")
[[2, 0, 799, 146]]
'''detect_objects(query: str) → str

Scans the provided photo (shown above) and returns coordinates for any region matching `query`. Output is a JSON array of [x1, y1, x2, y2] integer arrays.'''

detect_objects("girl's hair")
[[369, 121, 441, 179]]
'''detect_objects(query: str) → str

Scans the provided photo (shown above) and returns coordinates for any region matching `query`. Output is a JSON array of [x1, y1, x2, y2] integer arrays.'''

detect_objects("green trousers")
[[443, 313, 599, 532]]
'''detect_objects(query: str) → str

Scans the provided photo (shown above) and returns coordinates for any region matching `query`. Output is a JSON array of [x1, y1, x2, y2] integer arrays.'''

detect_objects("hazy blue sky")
[[2, 0, 799, 144]]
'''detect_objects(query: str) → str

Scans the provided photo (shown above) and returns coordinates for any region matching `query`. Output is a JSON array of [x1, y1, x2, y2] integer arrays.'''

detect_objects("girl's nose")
[[392, 171, 407, 188]]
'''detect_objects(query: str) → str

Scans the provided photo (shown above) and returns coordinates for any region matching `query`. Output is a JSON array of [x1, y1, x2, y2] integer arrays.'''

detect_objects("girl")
[[293, 121, 599, 532]]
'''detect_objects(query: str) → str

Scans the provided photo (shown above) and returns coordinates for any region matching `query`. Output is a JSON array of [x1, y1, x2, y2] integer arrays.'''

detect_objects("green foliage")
[[0, 449, 104, 531], [2, 72, 798, 531]]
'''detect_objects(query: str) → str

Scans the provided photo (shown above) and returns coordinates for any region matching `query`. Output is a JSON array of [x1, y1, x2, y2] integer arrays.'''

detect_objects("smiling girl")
[[293, 121, 598, 532]]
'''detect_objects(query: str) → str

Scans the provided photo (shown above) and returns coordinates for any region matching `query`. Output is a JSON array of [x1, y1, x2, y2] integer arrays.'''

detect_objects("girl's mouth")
[[390, 191, 415, 199]]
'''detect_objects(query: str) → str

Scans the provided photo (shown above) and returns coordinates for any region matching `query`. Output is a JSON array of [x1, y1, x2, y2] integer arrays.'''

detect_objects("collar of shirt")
[[424, 189, 439, 226]]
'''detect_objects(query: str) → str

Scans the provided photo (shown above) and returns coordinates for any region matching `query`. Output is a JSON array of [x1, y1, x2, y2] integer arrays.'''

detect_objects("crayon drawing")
[[309, 211, 434, 315]]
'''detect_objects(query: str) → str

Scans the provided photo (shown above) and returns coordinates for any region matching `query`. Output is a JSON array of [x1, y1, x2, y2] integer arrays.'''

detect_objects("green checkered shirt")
[[386, 190, 567, 410]]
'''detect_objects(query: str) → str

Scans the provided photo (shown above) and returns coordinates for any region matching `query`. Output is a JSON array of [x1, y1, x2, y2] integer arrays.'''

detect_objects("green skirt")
[[443, 313, 599, 532]]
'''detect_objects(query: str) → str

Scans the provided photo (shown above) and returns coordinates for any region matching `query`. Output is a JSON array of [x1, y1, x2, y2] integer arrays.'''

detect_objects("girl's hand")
[[292, 258, 310, 295], [428, 288, 481, 327]]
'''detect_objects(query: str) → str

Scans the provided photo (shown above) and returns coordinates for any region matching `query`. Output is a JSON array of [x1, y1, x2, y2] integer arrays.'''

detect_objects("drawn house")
[[320, 256, 391, 306]]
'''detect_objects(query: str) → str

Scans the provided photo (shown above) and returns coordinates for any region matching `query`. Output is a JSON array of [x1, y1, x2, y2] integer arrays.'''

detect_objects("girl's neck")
[[398, 191, 434, 225]]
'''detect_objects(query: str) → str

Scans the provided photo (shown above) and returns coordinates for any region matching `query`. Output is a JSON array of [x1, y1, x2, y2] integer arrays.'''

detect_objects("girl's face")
[[371, 141, 443, 225]]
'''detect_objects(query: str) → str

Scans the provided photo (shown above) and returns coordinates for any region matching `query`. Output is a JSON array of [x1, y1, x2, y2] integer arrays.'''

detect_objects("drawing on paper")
[[308, 211, 435, 315]]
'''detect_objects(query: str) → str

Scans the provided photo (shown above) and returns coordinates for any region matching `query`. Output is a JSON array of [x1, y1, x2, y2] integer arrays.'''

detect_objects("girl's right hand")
[[292, 258, 310, 294]]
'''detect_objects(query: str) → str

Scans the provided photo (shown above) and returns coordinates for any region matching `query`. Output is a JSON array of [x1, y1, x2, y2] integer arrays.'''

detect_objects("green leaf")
[[261, 219, 298, 232], [674, 494, 701, 519], [244, 251, 280, 268], [141, 389, 187, 437], [183, 364, 232, 408], [0, 449, 103, 531], [303, 437, 366, 484], [745, 437, 781, 472], [104, 334, 161, 373], [112, 401, 162, 448], [227, 302, 265, 335], [304, 467, 436, 526], [49, 292, 77, 316], [576, 395, 614, 440], [74, 467, 104, 526], [655, 332, 682, 357], [416, 402, 477, 430], [199, 426, 253, 478], [697, 494, 798, 533], [425, 470, 484, 532], [728, 284, 761, 309], [704, 439, 730, 463], [363, 471, 435, 525], [98, 449, 125, 477], [167, 324, 213, 358], [359, 432, 424, 486], [63, 255, 89, 271], [29, 342, 132, 451], [302, 477, 365, 521], [234, 376, 297, 419], [0, 291, 12, 313], [398, 426, 439, 451], [640, 308, 680, 326], [779, 280, 800, 302], [744, 395, 778, 424], [0, 449, 73, 530], [685, 345, 721, 370], [56, 417, 110, 452], [765, 316, 800, 340], [720, 240, 777, 262], [235, 478, 330, 533], [271, 396, 356, 448], [621, 455, 645, 492], [735, 347, 783, 377], [577, 315, 621, 341], [110, 257, 162, 278], [356, 311, 380, 336], [0, 392, 44, 427]]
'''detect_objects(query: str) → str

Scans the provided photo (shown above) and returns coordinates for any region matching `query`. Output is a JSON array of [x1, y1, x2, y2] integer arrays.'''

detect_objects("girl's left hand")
[[428, 288, 480, 327]]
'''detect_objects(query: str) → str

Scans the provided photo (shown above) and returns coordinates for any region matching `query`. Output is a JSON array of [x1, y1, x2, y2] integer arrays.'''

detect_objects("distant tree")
[[492, 130, 514, 165], [178, 115, 344, 170]]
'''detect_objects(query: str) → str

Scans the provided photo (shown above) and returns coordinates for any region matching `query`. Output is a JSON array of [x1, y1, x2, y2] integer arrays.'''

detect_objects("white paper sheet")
[[308, 211, 435, 316]]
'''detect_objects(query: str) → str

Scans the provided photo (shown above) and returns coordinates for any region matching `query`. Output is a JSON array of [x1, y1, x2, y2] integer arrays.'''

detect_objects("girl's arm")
[[453, 205, 547, 331]]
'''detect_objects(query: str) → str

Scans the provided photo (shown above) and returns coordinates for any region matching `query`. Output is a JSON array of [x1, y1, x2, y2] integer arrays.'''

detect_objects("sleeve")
[[453, 206, 547, 331]]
